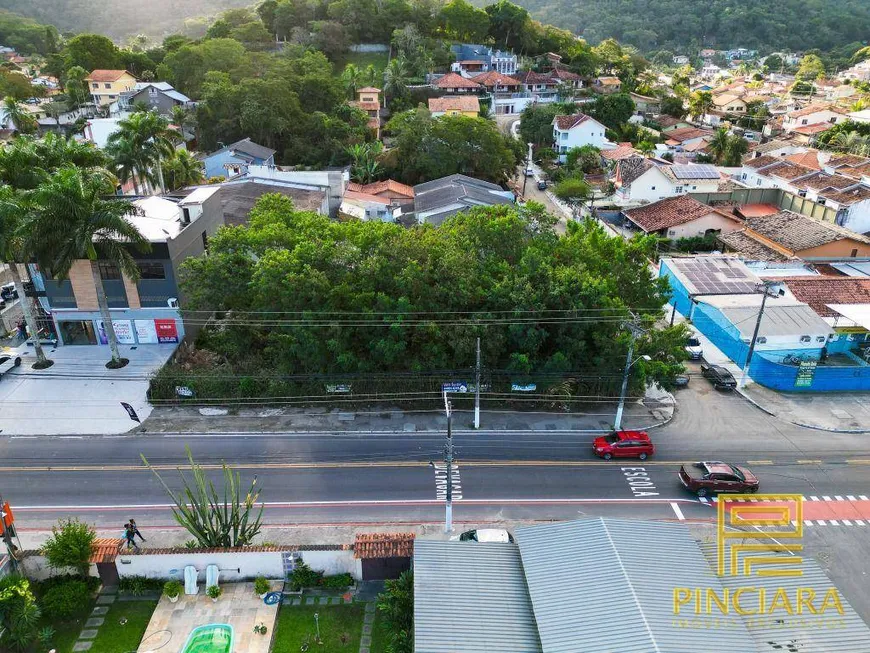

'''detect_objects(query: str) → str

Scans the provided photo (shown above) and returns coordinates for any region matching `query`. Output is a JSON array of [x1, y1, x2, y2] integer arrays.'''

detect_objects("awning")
[[827, 303, 870, 330]]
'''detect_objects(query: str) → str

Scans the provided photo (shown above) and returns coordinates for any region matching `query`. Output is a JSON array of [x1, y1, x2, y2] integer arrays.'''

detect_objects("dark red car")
[[679, 462, 760, 497], [593, 430, 655, 460]]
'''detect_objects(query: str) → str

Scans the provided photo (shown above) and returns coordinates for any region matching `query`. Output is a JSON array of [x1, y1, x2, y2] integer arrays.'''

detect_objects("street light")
[[614, 351, 651, 431]]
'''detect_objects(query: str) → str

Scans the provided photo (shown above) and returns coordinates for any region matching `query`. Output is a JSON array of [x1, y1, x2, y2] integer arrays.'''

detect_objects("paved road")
[[2, 378, 870, 530]]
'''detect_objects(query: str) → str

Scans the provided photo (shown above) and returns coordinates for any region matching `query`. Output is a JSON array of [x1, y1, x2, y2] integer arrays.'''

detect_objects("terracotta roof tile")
[[785, 151, 821, 169], [354, 533, 415, 559], [358, 86, 381, 93], [744, 155, 782, 170], [666, 127, 713, 143], [792, 123, 834, 135], [122, 544, 351, 555], [353, 179, 415, 198], [85, 69, 132, 82], [90, 538, 123, 563], [746, 210, 870, 251], [783, 277, 870, 316], [471, 71, 520, 87], [601, 144, 639, 161], [821, 184, 870, 205], [797, 172, 857, 191], [718, 230, 790, 262], [827, 153, 870, 168], [429, 96, 480, 113], [787, 104, 846, 118], [769, 162, 816, 181], [623, 195, 719, 233], [554, 113, 595, 130], [435, 73, 482, 90]]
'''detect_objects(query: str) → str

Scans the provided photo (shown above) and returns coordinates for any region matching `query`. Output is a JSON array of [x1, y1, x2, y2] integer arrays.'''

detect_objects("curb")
[[737, 388, 870, 434]]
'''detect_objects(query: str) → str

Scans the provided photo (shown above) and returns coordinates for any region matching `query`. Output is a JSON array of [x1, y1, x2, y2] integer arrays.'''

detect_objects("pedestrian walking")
[[129, 518, 146, 542], [123, 522, 139, 550], [16, 319, 26, 341]]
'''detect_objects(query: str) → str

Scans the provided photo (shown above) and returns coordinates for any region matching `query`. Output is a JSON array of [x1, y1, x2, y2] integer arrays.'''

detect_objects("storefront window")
[[60, 320, 97, 345], [98, 262, 121, 280]]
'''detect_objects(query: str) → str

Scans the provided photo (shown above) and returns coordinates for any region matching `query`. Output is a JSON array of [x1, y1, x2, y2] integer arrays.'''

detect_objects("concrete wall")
[[20, 555, 99, 581], [115, 549, 361, 582], [663, 212, 742, 240]]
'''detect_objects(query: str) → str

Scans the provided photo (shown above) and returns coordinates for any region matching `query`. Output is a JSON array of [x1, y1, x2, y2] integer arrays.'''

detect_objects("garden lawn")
[[87, 600, 158, 653], [368, 610, 390, 653], [272, 604, 366, 653], [332, 51, 389, 75], [45, 613, 92, 653]]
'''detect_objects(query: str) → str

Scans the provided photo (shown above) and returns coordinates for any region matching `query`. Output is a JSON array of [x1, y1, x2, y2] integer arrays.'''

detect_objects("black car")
[[537, 180, 548, 190], [701, 363, 737, 390]]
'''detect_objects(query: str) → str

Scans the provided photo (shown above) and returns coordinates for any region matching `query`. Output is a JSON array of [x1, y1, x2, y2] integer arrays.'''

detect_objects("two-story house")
[[34, 189, 222, 347], [552, 114, 611, 162], [450, 44, 517, 76], [340, 179, 415, 222], [434, 73, 483, 95], [350, 86, 382, 136], [115, 82, 193, 116], [85, 70, 137, 107], [782, 105, 847, 133], [614, 158, 721, 203], [593, 77, 622, 94], [200, 138, 276, 180]]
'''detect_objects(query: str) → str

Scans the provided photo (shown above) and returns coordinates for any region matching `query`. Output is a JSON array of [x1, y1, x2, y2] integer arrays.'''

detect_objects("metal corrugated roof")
[[700, 543, 870, 653], [413, 540, 542, 653], [514, 519, 756, 653], [717, 303, 834, 338]]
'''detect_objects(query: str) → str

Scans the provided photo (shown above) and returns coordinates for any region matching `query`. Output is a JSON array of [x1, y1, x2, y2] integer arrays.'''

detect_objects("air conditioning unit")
[[167, 297, 179, 308]]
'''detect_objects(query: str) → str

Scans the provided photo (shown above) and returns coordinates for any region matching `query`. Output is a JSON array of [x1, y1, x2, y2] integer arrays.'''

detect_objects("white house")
[[848, 109, 870, 124], [622, 194, 742, 239], [614, 159, 721, 204], [782, 105, 847, 133], [552, 114, 612, 162]]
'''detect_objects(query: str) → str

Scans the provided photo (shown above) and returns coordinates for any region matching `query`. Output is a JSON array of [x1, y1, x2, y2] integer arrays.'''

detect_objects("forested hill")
[[492, 0, 870, 54], [0, 0, 250, 39]]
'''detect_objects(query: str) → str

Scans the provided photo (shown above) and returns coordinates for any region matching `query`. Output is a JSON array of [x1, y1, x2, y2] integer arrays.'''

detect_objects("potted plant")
[[207, 584, 222, 602], [164, 580, 183, 604], [253, 623, 268, 635], [254, 576, 270, 599]]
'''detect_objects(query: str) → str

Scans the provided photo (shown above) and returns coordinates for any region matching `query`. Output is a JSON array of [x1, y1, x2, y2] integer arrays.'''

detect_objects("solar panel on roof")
[[671, 164, 720, 180]]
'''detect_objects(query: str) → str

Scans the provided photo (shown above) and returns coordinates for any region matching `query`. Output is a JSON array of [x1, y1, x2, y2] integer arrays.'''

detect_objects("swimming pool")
[[181, 624, 234, 653]]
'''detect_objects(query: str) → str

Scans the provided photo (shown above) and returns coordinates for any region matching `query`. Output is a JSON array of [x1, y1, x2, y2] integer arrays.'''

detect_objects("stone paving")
[[71, 586, 117, 652], [137, 581, 280, 653], [360, 602, 376, 653]]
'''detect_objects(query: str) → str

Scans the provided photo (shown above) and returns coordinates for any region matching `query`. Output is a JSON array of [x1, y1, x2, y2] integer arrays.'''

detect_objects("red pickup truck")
[[679, 462, 759, 498]]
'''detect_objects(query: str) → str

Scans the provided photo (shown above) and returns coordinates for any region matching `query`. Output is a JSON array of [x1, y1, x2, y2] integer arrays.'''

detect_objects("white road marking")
[[835, 495, 844, 501], [810, 496, 820, 501], [698, 497, 709, 504], [830, 520, 840, 525], [847, 495, 857, 501], [842, 520, 853, 526], [804, 520, 813, 526], [856, 520, 866, 526], [823, 496, 832, 501], [670, 502, 685, 520], [433, 462, 463, 501], [860, 495, 869, 501], [816, 520, 827, 525]]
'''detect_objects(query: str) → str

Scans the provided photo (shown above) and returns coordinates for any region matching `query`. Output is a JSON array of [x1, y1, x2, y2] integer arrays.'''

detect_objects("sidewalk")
[[739, 383, 870, 433], [138, 387, 674, 435]]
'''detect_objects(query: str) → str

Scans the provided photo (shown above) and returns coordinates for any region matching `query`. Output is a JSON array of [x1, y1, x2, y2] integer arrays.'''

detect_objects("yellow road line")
[[746, 460, 774, 465], [846, 459, 870, 464], [796, 459, 823, 465]]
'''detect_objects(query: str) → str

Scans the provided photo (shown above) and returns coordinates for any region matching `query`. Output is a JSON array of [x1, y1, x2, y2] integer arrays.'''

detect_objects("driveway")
[[0, 342, 176, 435]]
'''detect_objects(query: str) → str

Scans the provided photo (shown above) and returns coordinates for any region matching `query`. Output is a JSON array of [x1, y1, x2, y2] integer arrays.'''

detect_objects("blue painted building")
[[201, 138, 276, 180]]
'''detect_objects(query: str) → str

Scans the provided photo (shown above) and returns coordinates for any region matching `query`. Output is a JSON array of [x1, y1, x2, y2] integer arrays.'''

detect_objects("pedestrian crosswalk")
[[698, 494, 870, 526], [432, 462, 462, 500]]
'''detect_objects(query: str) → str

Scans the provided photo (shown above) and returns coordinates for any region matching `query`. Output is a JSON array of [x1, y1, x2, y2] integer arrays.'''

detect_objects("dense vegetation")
[[148, 194, 687, 403], [498, 0, 870, 54]]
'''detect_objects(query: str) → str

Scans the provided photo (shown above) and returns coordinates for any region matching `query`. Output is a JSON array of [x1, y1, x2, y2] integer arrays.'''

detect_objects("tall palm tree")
[[636, 140, 655, 157], [363, 64, 379, 88], [383, 57, 409, 109], [105, 136, 145, 195], [708, 128, 731, 163], [0, 187, 52, 368], [107, 111, 179, 196], [341, 64, 361, 99], [2, 97, 37, 134], [164, 149, 205, 190], [25, 166, 151, 368]]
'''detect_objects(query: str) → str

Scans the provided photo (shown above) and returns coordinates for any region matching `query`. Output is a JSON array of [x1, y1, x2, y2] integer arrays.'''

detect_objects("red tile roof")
[[601, 143, 639, 161], [827, 153, 870, 168], [785, 151, 821, 169], [736, 203, 780, 218], [554, 113, 594, 130], [821, 184, 870, 205], [354, 179, 415, 198], [354, 532, 415, 559], [792, 123, 834, 135], [665, 127, 712, 143], [623, 195, 723, 233], [787, 104, 846, 119], [85, 69, 132, 82], [435, 73, 482, 90], [769, 162, 816, 181], [358, 86, 381, 93], [512, 70, 556, 85], [429, 96, 480, 113], [783, 278, 870, 316], [90, 538, 123, 563], [471, 71, 520, 87]]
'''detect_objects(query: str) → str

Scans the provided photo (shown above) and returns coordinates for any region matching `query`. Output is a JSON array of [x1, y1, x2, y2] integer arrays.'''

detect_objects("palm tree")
[[346, 142, 384, 184], [2, 96, 37, 134], [107, 111, 179, 195], [0, 187, 53, 368], [164, 149, 205, 190], [341, 64, 361, 99], [25, 166, 151, 368], [363, 64, 379, 88], [688, 91, 713, 122], [383, 57, 409, 109], [708, 128, 730, 163], [105, 136, 145, 195], [636, 140, 655, 157]]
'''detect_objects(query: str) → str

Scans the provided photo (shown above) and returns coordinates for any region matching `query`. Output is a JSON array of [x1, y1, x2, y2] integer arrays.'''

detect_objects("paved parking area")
[[0, 342, 176, 435]]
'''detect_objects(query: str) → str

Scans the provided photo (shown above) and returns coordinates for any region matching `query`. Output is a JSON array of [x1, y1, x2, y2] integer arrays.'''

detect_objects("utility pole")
[[521, 141, 533, 197], [474, 337, 481, 429], [614, 318, 644, 430], [443, 390, 454, 533], [741, 281, 776, 388]]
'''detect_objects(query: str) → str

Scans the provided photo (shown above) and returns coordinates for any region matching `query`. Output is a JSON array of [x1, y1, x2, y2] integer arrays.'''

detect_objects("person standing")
[[123, 522, 139, 550], [129, 518, 146, 542]]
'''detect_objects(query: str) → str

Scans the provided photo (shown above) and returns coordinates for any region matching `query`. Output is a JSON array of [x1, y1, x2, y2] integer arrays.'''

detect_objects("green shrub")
[[34, 573, 99, 597], [254, 576, 270, 595], [119, 575, 163, 595], [288, 562, 323, 591], [207, 585, 222, 599], [164, 580, 183, 598], [41, 580, 90, 619], [41, 519, 96, 577], [320, 573, 353, 590]]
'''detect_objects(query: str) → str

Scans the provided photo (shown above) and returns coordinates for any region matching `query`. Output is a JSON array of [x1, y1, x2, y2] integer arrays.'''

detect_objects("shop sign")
[[154, 319, 179, 343]]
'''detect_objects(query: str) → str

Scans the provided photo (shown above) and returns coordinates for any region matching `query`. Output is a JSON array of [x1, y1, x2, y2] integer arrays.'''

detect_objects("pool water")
[[182, 624, 234, 653]]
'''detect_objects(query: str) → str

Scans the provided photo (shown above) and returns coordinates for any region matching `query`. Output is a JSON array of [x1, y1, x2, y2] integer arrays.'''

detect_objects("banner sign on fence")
[[795, 361, 817, 388], [511, 383, 537, 392], [442, 382, 469, 393], [326, 384, 352, 393]]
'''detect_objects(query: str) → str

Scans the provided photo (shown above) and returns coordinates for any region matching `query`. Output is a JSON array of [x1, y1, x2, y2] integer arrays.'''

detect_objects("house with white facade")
[[782, 105, 847, 133], [552, 114, 611, 162], [450, 44, 517, 76], [613, 158, 721, 204], [622, 195, 742, 239]]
